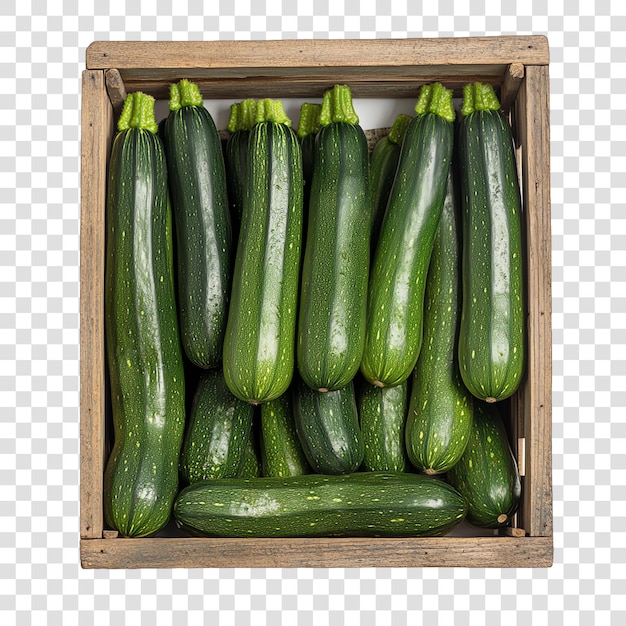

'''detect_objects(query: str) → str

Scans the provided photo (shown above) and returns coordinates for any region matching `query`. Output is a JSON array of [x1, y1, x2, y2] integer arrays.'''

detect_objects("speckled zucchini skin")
[[297, 121, 370, 391], [357, 377, 410, 472], [293, 377, 363, 475], [179, 369, 254, 484], [163, 92, 232, 369], [447, 401, 521, 528], [103, 103, 185, 538], [260, 393, 311, 477], [362, 106, 454, 388], [457, 85, 525, 403], [173, 472, 467, 538], [406, 170, 474, 475], [223, 118, 304, 404]]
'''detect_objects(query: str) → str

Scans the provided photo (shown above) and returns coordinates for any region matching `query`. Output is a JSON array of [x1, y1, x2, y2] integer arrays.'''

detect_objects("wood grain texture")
[[501, 63, 525, 112], [514, 65, 552, 539], [81, 536, 553, 569], [80, 70, 113, 539], [86, 37, 549, 71], [105, 68, 126, 115], [85, 37, 548, 101]]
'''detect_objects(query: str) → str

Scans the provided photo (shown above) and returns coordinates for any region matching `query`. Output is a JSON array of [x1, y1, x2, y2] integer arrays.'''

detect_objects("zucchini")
[[369, 113, 411, 251], [297, 85, 371, 392], [447, 401, 521, 528], [457, 82, 525, 403], [163, 80, 232, 369], [406, 168, 474, 474], [237, 413, 262, 478], [174, 472, 467, 538], [224, 98, 257, 236], [103, 92, 186, 538], [357, 376, 410, 473], [222, 99, 304, 404], [260, 393, 311, 477], [361, 83, 455, 389], [293, 376, 363, 475], [297, 102, 322, 196], [179, 369, 254, 484]]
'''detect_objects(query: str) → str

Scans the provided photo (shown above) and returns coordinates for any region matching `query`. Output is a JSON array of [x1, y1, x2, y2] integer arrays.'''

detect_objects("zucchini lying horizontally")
[[174, 472, 467, 538]]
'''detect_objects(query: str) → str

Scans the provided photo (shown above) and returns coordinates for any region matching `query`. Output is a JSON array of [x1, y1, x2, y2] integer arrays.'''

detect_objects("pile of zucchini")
[[103, 80, 523, 540]]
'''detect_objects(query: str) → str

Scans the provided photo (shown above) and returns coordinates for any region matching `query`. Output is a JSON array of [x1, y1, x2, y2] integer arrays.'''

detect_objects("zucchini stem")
[[461, 82, 501, 116], [169, 79, 204, 111], [297, 102, 322, 139], [388, 113, 412, 145], [227, 98, 258, 134], [319, 84, 359, 126], [117, 91, 158, 133], [414, 83, 455, 123], [255, 98, 291, 126]]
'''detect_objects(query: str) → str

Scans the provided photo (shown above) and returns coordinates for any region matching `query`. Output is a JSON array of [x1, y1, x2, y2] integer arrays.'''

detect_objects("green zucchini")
[[369, 113, 411, 251], [174, 471, 467, 538], [260, 393, 311, 477], [297, 85, 370, 392], [297, 102, 322, 195], [224, 98, 257, 235], [457, 82, 525, 403], [223, 99, 304, 404], [163, 79, 232, 369], [447, 401, 521, 528], [103, 92, 186, 538], [406, 168, 474, 474], [179, 369, 254, 484], [293, 376, 363, 475], [361, 83, 455, 389], [237, 413, 262, 478], [357, 376, 410, 473]]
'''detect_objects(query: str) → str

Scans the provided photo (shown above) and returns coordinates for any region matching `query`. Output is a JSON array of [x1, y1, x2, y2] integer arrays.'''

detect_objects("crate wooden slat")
[[81, 536, 553, 570], [80, 69, 115, 541], [85, 36, 549, 101], [80, 36, 552, 569]]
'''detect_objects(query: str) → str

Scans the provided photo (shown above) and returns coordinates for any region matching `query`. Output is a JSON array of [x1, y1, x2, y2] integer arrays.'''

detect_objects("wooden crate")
[[80, 37, 552, 569]]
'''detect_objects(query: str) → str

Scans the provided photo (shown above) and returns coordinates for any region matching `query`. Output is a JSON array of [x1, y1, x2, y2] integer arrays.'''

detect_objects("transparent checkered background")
[[1, 0, 624, 624]]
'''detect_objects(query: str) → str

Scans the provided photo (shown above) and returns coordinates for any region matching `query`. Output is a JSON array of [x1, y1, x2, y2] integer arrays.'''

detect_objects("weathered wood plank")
[[86, 37, 549, 71], [501, 62, 525, 112], [81, 536, 553, 569], [115, 73, 502, 102], [80, 70, 113, 539], [514, 65, 552, 539], [105, 68, 127, 115]]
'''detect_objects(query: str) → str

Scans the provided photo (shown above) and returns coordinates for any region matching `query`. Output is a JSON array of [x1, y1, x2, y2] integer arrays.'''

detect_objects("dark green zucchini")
[[223, 99, 304, 404], [447, 401, 521, 528], [357, 376, 410, 472], [174, 471, 467, 538], [457, 82, 525, 403], [297, 85, 370, 392], [260, 393, 311, 477], [297, 102, 322, 195], [224, 98, 257, 235], [103, 92, 186, 538], [369, 112, 411, 251], [361, 83, 455, 389], [179, 369, 254, 484], [163, 79, 232, 369], [406, 168, 474, 475], [237, 412, 262, 478], [293, 376, 363, 475]]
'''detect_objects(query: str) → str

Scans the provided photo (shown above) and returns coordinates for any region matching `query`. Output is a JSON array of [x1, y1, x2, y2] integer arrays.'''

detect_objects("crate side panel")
[[81, 536, 553, 569], [515, 65, 553, 538], [80, 70, 113, 539]]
